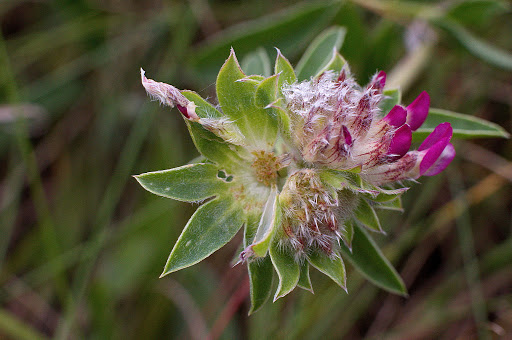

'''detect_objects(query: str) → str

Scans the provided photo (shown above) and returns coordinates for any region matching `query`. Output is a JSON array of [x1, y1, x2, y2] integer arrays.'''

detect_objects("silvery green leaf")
[[161, 197, 244, 276], [434, 18, 512, 71], [269, 241, 300, 301], [182, 91, 250, 169], [354, 199, 384, 233], [135, 163, 229, 202], [216, 50, 278, 149], [248, 256, 274, 315], [375, 197, 403, 212], [339, 224, 407, 296], [308, 251, 347, 291], [297, 262, 314, 293], [413, 108, 510, 140], [274, 48, 297, 94], [251, 187, 281, 257], [340, 219, 355, 251]]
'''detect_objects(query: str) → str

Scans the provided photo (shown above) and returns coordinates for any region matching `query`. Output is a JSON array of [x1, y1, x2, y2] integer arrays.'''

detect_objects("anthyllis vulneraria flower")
[[135, 45, 457, 313]]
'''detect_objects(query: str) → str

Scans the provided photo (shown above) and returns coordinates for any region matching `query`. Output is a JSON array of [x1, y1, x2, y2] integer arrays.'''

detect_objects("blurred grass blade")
[[161, 197, 244, 276], [413, 108, 510, 140], [191, 1, 341, 80], [445, 0, 510, 27], [0, 309, 48, 340], [241, 47, 271, 76], [433, 18, 512, 70], [339, 224, 407, 296], [295, 26, 347, 81]]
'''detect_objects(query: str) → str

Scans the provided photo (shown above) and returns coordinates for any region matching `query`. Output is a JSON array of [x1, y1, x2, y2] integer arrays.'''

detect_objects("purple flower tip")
[[406, 91, 430, 131], [376, 71, 386, 88], [423, 143, 456, 176], [418, 122, 453, 151], [417, 122, 455, 176], [387, 124, 412, 160], [383, 105, 407, 127]]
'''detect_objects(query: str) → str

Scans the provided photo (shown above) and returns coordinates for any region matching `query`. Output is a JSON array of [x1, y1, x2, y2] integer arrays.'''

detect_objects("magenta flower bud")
[[140, 68, 199, 121], [406, 91, 430, 131], [368, 71, 386, 93]]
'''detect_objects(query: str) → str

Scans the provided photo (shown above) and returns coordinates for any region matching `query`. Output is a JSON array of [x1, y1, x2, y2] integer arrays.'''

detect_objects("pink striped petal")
[[406, 91, 430, 131], [423, 143, 455, 176], [342, 125, 353, 146], [418, 122, 453, 151], [383, 105, 407, 127], [369, 71, 386, 90], [387, 124, 412, 160], [376, 71, 386, 88]]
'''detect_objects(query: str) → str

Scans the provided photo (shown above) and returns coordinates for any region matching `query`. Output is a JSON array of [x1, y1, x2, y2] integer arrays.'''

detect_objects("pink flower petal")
[[383, 105, 407, 127], [419, 137, 451, 176], [406, 91, 430, 131], [418, 122, 453, 151], [387, 124, 412, 160], [423, 143, 455, 176]]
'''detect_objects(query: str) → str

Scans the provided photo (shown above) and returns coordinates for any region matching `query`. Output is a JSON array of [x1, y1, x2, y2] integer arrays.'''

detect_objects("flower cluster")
[[283, 68, 455, 185], [136, 47, 455, 312]]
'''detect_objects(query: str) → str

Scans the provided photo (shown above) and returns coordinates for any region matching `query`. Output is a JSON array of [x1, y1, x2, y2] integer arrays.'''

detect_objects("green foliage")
[[269, 241, 300, 301], [339, 225, 407, 296], [161, 197, 244, 275], [307, 251, 347, 290], [134, 163, 228, 202], [433, 18, 512, 71], [216, 50, 278, 148], [413, 107, 510, 140]]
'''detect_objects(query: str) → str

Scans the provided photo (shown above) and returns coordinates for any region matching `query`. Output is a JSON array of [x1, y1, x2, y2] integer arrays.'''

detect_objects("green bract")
[[136, 28, 508, 314]]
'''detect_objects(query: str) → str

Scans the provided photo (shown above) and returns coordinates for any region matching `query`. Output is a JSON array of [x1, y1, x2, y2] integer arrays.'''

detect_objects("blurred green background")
[[1, 0, 511, 339]]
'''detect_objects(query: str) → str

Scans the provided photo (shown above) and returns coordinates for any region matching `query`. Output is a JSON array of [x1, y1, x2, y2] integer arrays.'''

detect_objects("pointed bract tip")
[[376, 70, 386, 88]]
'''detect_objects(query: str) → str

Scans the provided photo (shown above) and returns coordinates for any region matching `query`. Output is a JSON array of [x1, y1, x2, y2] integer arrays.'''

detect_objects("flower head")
[[282, 68, 455, 185], [135, 46, 457, 313]]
